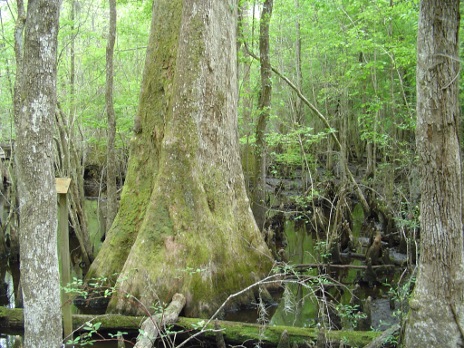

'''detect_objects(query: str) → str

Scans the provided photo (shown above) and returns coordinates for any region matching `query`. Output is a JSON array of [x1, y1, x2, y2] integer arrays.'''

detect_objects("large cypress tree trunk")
[[87, 0, 272, 318], [14, 0, 63, 346], [403, 1, 464, 346]]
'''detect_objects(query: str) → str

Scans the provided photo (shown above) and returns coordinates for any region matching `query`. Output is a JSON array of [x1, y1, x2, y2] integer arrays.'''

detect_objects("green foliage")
[[66, 321, 101, 346], [178, 266, 207, 276], [108, 331, 128, 339], [385, 276, 416, 320], [0, 2, 16, 141], [237, 0, 420, 216], [336, 303, 367, 329], [313, 241, 331, 262], [264, 126, 333, 179], [63, 277, 88, 298], [395, 202, 420, 231], [63, 274, 118, 299], [56, 0, 151, 156]]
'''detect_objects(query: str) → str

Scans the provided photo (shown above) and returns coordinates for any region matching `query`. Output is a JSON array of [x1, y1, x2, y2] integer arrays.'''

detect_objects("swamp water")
[[227, 203, 400, 331], [269, 202, 401, 331], [1, 202, 401, 347], [0, 200, 119, 348]]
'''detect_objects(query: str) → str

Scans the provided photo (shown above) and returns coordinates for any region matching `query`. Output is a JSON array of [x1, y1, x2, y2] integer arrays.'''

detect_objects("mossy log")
[[0, 307, 382, 347], [0, 307, 144, 332]]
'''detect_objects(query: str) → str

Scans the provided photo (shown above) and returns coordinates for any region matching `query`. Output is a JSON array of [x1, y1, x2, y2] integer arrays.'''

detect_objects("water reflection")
[[0, 258, 20, 309], [0, 334, 131, 348], [270, 284, 319, 327], [0, 334, 22, 348], [270, 221, 320, 327]]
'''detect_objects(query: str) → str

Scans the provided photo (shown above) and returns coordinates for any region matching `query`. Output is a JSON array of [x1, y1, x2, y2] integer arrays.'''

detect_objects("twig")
[[243, 43, 371, 215]]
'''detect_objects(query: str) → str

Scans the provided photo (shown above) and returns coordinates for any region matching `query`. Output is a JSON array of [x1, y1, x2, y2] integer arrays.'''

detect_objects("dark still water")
[[0, 333, 136, 348]]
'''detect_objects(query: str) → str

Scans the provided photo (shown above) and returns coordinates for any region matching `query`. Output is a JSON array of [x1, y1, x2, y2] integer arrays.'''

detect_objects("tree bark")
[[252, 0, 273, 231], [293, 0, 303, 125], [237, 3, 255, 193], [403, 1, 464, 347], [106, 0, 118, 231], [87, 0, 272, 318], [13, 0, 63, 346]]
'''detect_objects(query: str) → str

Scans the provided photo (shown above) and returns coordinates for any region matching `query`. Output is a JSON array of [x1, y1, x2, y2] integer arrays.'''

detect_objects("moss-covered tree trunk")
[[87, 0, 272, 318], [252, 0, 273, 231], [403, 1, 464, 347]]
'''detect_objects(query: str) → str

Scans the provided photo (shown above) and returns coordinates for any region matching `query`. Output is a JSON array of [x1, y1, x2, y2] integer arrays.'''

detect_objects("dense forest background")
[[0, 0, 421, 188], [0, 0, 150, 163], [0, 0, 450, 269], [1, 0, 464, 346], [0, 0, 432, 272]]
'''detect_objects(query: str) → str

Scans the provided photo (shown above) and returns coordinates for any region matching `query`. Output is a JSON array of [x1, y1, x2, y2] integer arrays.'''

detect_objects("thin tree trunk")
[[68, 1, 92, 270], [13, 0, 25, 126], [293, 0, 308, 189], [242, 49, 371, 215], [252, 0, 273, 231], [70, 0, 76, 123], [294, 0, 303, 125], [238, 3, 255, 192], [55, 104, 93, 270], [54, 1, 94, 271], [106, 0, 118, 231]]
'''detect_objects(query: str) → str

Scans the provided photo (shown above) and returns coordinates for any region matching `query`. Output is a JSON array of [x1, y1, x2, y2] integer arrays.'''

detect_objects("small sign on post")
[[56, 178, 72, 341]]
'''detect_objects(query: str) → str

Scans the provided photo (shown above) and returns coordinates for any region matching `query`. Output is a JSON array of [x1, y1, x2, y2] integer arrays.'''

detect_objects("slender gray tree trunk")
[[14, 0, 63, 347], [106, 0, 118, 231], [252, 0, 273, 231], [294, 0, 303, 125]]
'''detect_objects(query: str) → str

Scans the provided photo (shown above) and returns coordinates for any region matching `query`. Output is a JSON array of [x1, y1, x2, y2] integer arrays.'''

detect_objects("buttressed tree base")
[[87, 0, 273, 318]]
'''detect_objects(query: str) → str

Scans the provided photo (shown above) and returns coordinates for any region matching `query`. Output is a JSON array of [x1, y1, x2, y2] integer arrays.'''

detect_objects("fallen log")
[[0, 306, 381, 347], [174, 317, 381, 348], [292, 263, 397, 271], [0, 306, 145, 333]]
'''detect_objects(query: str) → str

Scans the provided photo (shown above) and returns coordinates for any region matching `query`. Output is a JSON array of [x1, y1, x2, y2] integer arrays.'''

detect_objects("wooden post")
[[56, 178, 72, 341]]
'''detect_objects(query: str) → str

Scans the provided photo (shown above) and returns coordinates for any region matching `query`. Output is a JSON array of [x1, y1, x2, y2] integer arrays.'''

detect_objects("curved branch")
[[243, 44, 371, 214]]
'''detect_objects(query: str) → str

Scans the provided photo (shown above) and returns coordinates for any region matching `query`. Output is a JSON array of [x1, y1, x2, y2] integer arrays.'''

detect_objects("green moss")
[[86, 0, 183, 285], [0, 307, 383, 347], [351, 203, 365, 239], [106, 176, 271, 315], [83, 200, 104, 255], [0, 307, 24, 327], [92, 0, 273, 319], [177, 317, 381, 347]]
